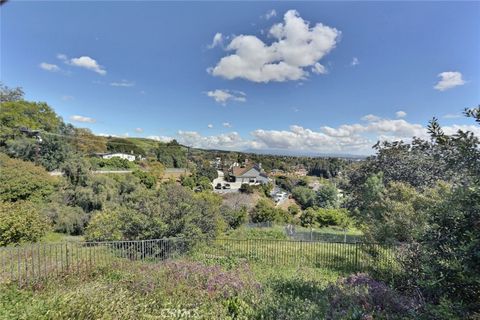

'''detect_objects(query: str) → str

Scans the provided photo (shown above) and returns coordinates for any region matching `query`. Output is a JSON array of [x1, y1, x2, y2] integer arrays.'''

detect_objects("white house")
[[96, 152, 136, 161], [230, 163, 270, 185]]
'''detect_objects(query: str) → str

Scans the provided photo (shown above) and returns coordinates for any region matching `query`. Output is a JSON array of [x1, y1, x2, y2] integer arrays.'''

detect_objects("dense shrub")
[[85, 184, 225, 241], [300, 207, 352, 228], [405, 184, 480, 317], [84, 209, 123, 241], [239, 183, 254, 194], [89, 157, 135, 170], [326, 273, 420, 319], [0, 201, 50, 246], [292, 186, 316, 209], [250, 199, 290, 223], [132, 169, 156, 189], [0, 153, 57, 202], [43, 203, 89, 235], [221, 205, 248, 229], [316, 183, 339, 209]]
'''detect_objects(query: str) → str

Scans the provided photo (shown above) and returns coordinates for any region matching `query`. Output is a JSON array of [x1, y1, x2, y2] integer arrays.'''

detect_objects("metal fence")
[[0, 238, 397, 285]]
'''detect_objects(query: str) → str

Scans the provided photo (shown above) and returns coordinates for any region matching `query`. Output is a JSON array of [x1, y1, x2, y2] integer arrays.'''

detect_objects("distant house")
[[230, 163, 270, 185], [95, 152, 136, 162]]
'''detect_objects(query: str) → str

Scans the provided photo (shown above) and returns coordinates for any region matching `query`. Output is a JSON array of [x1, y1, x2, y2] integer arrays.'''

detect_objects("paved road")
[[49, 170, 133, 176]]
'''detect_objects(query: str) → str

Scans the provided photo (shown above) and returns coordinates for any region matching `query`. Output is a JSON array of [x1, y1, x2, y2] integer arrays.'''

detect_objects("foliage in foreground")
[[0, 259, 431, 320]]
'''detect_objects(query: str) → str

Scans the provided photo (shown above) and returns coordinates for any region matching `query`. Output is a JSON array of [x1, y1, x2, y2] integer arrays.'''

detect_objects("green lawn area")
[[225, 224, 363, 242], [41, 232, 83, 243]]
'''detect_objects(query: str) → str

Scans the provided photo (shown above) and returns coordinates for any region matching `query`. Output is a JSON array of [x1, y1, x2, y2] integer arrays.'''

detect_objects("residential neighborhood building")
[[230, 163, 270, 185], [95, 152, 136, 161]]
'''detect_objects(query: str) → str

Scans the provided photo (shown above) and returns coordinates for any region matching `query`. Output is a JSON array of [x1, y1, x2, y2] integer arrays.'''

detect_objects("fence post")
[[354, 242, 359, 270], [65, 243, 69, 272]]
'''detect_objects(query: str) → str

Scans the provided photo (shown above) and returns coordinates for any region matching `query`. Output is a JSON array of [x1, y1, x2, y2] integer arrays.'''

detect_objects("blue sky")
[[2, 1, 479, 155]]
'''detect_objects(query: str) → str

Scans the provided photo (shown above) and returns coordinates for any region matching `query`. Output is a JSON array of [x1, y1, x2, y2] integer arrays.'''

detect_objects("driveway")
[[212, 170, 242, 193]]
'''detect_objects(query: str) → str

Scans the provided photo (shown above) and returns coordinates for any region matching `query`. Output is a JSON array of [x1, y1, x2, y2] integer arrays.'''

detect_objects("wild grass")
[[0, 258, 343, 320]]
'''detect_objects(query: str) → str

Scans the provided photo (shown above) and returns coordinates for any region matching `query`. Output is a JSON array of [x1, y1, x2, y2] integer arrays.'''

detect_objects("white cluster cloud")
[[70, 115, 96, 123], [361, 114, 381, 122], [176, 131, 261, 150], [209, 10, 340, 83], [135, 128, 144, 133], [351, 57, 359, 66], [434, 71, 465, 91], [208, 33, 224, 49], [222, 122, 232, 128], [58, 53, 106, 75], [207, 124, 213, 128], [164, 112, 480, 155], [147, 135, 173, 143], [205, 89, 246, 105], [395, 111, 407, 118], [263, 9, 277, 20], [110, 80, 135, 87], [311, 62, 327, 74], [39, 62, 60, 72], [443, 113, 462, 119]]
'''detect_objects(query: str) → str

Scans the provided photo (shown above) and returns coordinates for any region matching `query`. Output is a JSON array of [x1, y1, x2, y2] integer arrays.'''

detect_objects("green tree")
[[155, 140, 187, 168], [61, 156, 91, 187], [85, 184, 225, 241], [221, 205, 247, 229], [316, 182, 339, 208], [316, 208, 350, 228], [85, 208, 123, 242], [300, 208, 317, 228], [0, 201, 50, 246], [0, 82, 24, 103], [72, 128, 107, 154], [107, 137, 145, 156], [292, 186, 316, 209], [133, 170, 156, 189], [197, 176, 213, 191], [180, 175, 196, 189], [43, 203, 88, 235], [0, 100, 62, 142], [287, 204, 300, 216], [250, 199, 289, 223], [0, 153, 57, 202]]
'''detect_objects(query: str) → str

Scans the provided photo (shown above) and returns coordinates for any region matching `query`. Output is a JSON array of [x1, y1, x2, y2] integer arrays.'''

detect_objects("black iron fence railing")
[[0, 238, 397, 285]]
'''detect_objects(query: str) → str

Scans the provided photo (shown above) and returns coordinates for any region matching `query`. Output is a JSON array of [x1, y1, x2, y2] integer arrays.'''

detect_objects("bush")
[[89, 157, 135, 170], [0, 153, 56, 202], [326, 273, 420, 319], [85, 209, 123, 242], [292, 186, 316, 209], [239, 183, 254, 194], [0, 201, 50, 246], [316, 208, 350, 228], [85, 184, 225, 241], [316, 183, 339, 209], [43, 203, 89, 235], [221, 205, 248, 229], [132, 169, 156, 189], [250, 199, 290, 223], [300, 207, 352, 228]]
